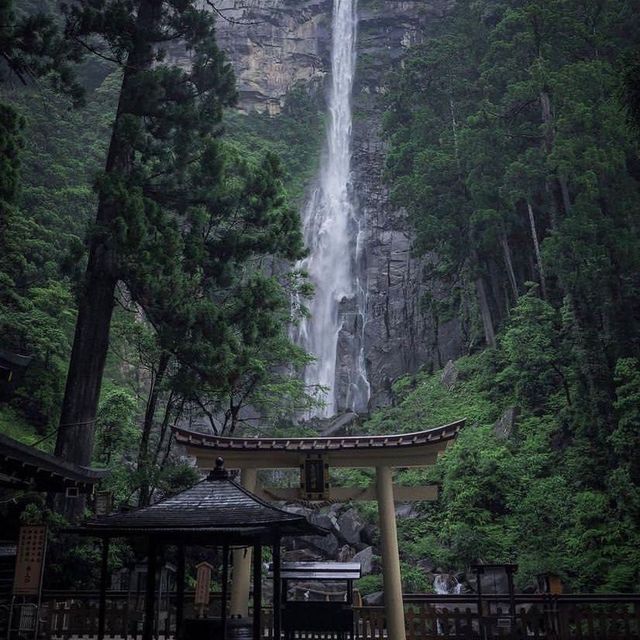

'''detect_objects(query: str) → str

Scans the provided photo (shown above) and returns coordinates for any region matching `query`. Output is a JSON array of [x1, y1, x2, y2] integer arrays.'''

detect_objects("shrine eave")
[[0, 432, 107, 492]]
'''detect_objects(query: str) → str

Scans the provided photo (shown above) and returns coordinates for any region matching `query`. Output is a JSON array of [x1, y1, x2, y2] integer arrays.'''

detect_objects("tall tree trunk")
[[138, 351, 170, 506], [55, 268, 117, 467], [56, 0, 161, 447], [500, 231, 519, 303], [475, 274, 496, 347], [540, 89, 570, 221], [449, 95, 462, 173], [526, 200, 548, 300], [54, 0, 163, 517]]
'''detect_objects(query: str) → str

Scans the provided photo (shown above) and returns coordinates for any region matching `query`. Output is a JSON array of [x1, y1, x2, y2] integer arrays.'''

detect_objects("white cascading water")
[[434, 574, 463, 595], [295, 0, 370, 418]]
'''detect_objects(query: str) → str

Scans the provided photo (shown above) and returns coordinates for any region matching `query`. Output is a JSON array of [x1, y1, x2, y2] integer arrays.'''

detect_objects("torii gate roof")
[[173, 419, 464, 469]]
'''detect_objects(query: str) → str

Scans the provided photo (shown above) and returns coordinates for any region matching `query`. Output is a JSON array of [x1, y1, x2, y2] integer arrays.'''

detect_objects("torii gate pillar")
[[230, 467, 258, 618], [376, 465, 406, 640]]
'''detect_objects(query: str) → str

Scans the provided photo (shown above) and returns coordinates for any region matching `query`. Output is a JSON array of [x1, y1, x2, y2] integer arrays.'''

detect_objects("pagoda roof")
[[70, 459, 326, 542]]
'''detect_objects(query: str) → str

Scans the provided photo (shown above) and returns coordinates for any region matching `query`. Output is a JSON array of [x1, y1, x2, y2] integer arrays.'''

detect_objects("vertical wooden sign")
[[300, 454, 330, 500], [13, 525, 47, 596], [194, 561, 213, 616]]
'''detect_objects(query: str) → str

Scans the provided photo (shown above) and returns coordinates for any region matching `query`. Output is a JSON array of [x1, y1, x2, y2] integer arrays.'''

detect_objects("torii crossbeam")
[[173, 418, 464, 640]]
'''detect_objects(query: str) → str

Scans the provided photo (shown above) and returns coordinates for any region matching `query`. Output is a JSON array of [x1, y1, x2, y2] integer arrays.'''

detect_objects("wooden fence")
[[2, 592, 640, 639]]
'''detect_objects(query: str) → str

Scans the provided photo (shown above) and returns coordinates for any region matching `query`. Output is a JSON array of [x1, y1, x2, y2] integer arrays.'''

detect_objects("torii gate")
[[173, 419, 463, 640]]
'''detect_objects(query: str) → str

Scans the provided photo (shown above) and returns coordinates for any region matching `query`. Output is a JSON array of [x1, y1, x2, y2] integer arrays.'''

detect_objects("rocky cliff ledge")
[[212, 0, 331, 114], [214, 0, 462, 410]]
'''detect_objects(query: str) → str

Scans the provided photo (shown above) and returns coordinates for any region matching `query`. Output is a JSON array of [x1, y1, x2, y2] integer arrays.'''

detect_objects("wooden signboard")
[[300, 454, 330, 500], [194, 562, 213, 606], [13, 525, 47, 596]]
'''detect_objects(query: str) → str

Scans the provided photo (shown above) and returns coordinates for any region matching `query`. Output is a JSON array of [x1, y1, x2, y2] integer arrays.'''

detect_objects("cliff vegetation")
[[374, 0, 640, 592]]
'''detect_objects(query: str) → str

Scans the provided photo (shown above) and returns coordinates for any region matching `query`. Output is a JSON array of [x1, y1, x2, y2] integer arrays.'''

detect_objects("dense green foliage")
[[378, 0, 640, 590], [362, 341, 640, 592], [0, 0, 322, 511], [2, 0, 640, 596]]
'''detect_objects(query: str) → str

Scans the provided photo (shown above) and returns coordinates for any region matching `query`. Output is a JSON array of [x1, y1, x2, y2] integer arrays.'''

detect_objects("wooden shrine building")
[[173, 418, 464, 640], [0, 433, 105, 494], [69, 457, 326, 640]]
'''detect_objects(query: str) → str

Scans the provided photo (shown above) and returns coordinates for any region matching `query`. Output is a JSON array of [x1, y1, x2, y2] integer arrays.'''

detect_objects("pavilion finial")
[[208, 456, 228, 480]]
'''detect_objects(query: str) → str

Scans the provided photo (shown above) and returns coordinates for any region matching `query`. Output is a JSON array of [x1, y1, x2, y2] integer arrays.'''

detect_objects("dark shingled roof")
[[72, 459, 325, 541], [173, 419, 464, 452], [0, 432, 106, 492]]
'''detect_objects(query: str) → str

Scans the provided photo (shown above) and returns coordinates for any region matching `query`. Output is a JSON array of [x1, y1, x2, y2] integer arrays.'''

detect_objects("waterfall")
[[433, 574, 463, 595], [295, 0, 370, 418]]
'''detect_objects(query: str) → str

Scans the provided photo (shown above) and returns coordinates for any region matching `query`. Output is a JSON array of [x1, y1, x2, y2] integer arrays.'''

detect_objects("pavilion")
[[70, 457, 326, 640]]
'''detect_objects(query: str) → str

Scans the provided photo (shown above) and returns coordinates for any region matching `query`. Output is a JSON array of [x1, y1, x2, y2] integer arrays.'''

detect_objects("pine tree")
[[54, 0, 305, 497]]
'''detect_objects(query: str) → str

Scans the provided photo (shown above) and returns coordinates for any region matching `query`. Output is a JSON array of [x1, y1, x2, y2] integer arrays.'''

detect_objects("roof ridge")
[[172, 418, 466, 444]]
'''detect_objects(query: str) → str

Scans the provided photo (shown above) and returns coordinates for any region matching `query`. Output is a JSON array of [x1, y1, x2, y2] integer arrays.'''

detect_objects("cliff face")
[[215, 0, 462, 410], [212, 0, 331, 114]]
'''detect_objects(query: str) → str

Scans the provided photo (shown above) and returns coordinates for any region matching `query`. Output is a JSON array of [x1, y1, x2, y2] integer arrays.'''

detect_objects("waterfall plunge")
[[295, 0, 370, 418]]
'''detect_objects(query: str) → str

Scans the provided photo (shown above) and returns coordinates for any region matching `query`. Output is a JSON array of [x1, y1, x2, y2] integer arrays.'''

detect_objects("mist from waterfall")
[[295, 0, 370, 418]]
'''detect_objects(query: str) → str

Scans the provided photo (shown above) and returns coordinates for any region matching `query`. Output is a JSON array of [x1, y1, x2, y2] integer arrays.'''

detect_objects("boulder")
[[363, 591, 384, 606], [352, 546, 374, 575], [283, 548, 322, 562], [309, 511, 335, 532], [493, 406, 519, 439], [417, 557, 436, 573], [320, 411, 358, 437], [284, 504, 313, 518], [395, 503, 419, 519], [337, 508, 364, 545], [440, 359, 459, 390], [360, 523, 378, 546], [304, 533, 340, 558]]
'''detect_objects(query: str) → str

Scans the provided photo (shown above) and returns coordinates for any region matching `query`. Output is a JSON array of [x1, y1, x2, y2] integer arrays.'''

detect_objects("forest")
[[1, 0, 640, 595], [377, 0, 640, 592]]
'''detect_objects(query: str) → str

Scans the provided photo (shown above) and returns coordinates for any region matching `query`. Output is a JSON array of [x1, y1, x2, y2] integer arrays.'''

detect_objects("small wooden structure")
[[0, 432, 105, 638], [0, 348, 32, 400], [268, 562, 361, 640], [0, 433, 105, 494], [68, 457, 326, 640]]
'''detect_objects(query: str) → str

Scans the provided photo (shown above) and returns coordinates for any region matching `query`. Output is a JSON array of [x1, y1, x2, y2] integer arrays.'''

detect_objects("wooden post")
[[230, 467, 258, 617], [252, 544, 262, 640], [375, 465, 406, 640], [98, 537, 109, 640], [142, 538, 157, 640], [221, 544, 229, 639], [272, 541, 282, 640], [175, 543, 185, 639]]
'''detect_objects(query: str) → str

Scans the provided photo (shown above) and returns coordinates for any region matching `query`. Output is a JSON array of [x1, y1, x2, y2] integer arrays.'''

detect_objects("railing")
[[396, 594, 640, 639], [1, 592, 640, 639]]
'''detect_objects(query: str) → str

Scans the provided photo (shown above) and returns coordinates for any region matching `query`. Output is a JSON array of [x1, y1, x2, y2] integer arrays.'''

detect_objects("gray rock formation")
[[337, 507, 364, 546], [206, 0, 331, 114], [341, 0, 462, 410], [363, 591, 384, 606], [494, 406, 519, 439], [353, 546, 375, 575], [441, 359, 459, 390], [211, 0, 463, 411], [395, 503, 419, 519]]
